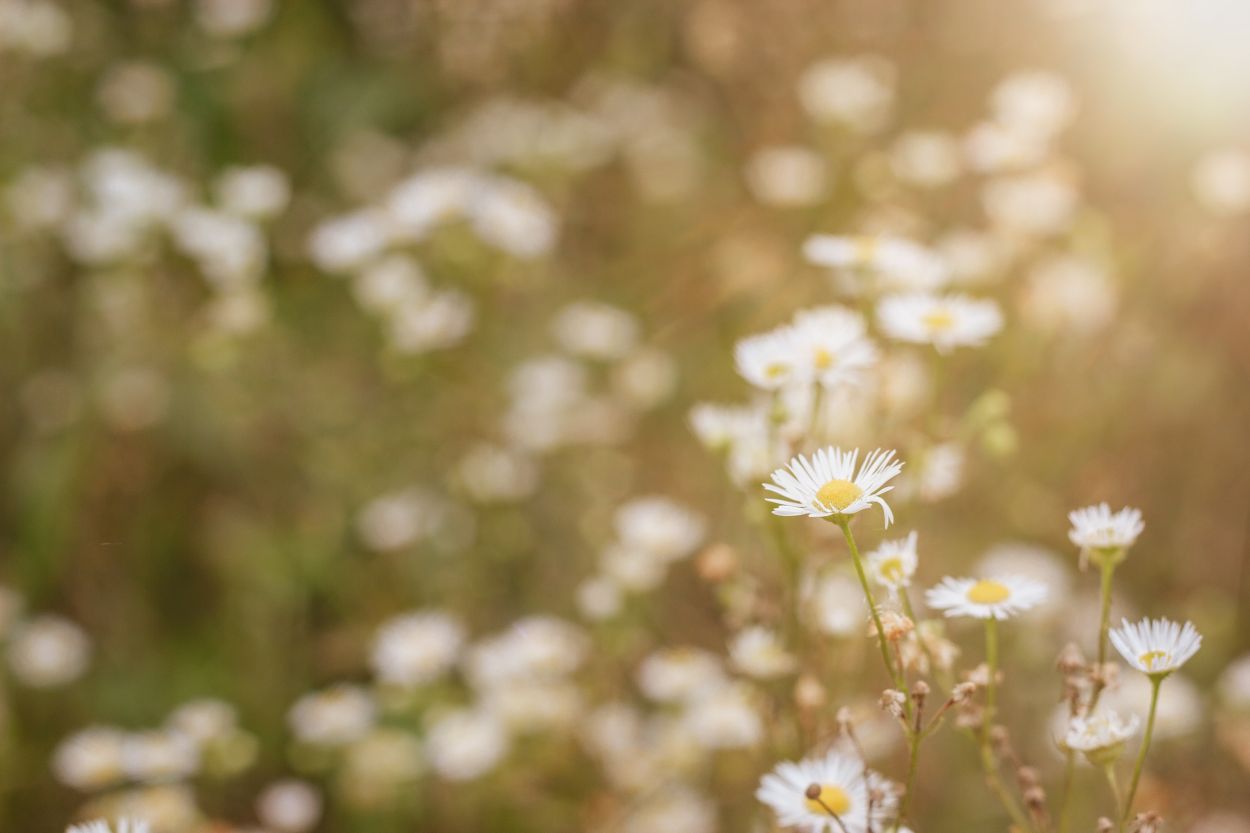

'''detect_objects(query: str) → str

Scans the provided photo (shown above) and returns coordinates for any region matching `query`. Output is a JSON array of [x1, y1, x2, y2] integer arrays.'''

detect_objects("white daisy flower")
[[925, 575, 1048, 620], [803, 235, 949, 292], [756, 748, 895, 833], [1064, 710, 1139, 763], [734, 327, 804, 390], [865, 531, 919, 591], [877, 292, 1003, 353], [790, 306, 879, 390], [1067, 503, 1144, 552], [1109, 617, 1202, 678], [764, 447, 904, 527]]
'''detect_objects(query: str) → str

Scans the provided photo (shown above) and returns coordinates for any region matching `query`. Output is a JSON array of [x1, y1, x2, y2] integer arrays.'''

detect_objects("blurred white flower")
[[340, 729, 425, 806], [97, 62, 174, 125], [0, 0, 71, 56], [53, 726, 127, 791], [637, 647, 726, 703], [798, 56, 895, 133], [890, 131, 962, 188], [683, 684, 763, 749], [8, 614, 90, 688], [215, 165, 290, 220], [388, 290, 476, 353], [121, 730, 199, 784], [425, 708, 509, 781], [66, 820, 149, 833], [456, 444, 539, 504], [467, 177, 558, 258], [166, 699, 237, 746], [287, 685, 376, 747], [4, 165, 74, 232], [807, 571, 868, 637], [615, 496, 705, 562], [370, 610, 465, 688], [257, 779, 323, 833], [576, 575, 623, 620], [982, 171, 1078, 236], [1192, 149, 1250, 216], [482, 679, 583, 734], [804, 234, 949, 292], [1064, 709, 1139, 761], [464, 616, 588, 689], [745, 145, 830, 207], [621, 786, 717, 833], [308, 210, 392, 273], [878, 292, 1003, 353], [1218, 653, 1250, 712], [351, 255, 429, 313], [195, 0, 273, 37], [1101, 672, 1202, 740], [1022, 253, 1118, 336], [612, 347, 678, 409], [990, 70, 1075, 143], [551, 301, 640, 361], [729, 626, 796, 679], [356, 488, 447, 552]]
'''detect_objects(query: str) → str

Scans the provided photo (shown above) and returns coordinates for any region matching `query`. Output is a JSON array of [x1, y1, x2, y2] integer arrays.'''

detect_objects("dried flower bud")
[[951, 681, 978, 704], [1017, 766, 1040, 788], [1133, 812, 1163, 833], [1097, 817, 1115, 833], [836, 706, 854, 731], [805, 783, 823, 801], [1091, 662, 1119, 689], [1023, 785, 1047, 814], [911, 680, 930, 709], [877, 609, 914, 642], [880, 689, 907, 718]]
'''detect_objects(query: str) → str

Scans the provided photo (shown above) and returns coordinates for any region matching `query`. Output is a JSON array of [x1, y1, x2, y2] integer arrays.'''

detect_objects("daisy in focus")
[[756, 748, 896, 833], [764, 447, 904, 527], [1068, 503, 1144, 558], [877, 292, 1003, 353], [1110, 617, 1202, 678], [865, 531, 919, 592], [925, 575, 1047, 620], [1064, 710, 1140, 764]]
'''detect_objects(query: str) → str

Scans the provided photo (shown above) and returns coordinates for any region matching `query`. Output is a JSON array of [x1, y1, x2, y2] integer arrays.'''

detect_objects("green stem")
[[1089, 557, 1118, 712], [984, 617, 999, 734], [836, 518, 909, 706], [1121, 676, 1162, 824], [1104, 764, 1123, 828], [1057, 751, 1076, 833], [894, 734, 922, 829]]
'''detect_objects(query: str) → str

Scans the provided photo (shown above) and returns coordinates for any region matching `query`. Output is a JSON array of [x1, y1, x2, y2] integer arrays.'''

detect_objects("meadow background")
[[3, 0, 1250, 831]]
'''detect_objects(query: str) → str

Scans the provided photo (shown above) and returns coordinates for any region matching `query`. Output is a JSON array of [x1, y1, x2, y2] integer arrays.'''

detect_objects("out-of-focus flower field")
[[4, 1, 1250, 831]]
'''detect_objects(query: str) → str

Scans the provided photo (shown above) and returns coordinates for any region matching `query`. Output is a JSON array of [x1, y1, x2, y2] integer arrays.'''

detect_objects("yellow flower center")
[[765, 362, 790, 379], [966, 579, 1010, 604], [922, 308, 955, 332], [805, 784, 852, 816], [816, 478, 863, 511], [814, 348, 835, 369], [1139, 650, 1169, 671], [853, 236, 878, 263], [880, 556, 905, 582]]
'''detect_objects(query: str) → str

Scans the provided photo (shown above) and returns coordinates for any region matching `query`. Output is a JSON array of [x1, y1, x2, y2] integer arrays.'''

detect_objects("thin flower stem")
[[984, 617, 999, 732], [836, 517, 910, 713], [1103, 764, 1123, 826], [975, 617, 1035, 833], [894, 733, 922, 830], [1121, 676, 1163, 825], [1057, 751, 1076, 833], [1089, 557, 1118, 712]]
